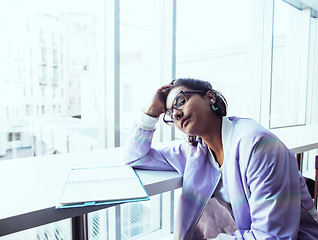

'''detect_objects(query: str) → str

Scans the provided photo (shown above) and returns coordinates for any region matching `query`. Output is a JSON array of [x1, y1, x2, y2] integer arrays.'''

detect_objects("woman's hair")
[[163, 78, 228, 146]]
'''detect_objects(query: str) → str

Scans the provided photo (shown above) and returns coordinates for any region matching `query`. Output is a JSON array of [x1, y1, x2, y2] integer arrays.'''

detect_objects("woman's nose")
[[173, 108, 183, 121]]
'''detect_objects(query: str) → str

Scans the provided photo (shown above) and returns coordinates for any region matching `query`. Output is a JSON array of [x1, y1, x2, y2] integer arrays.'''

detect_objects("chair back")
[[314, 156, 318, 209]]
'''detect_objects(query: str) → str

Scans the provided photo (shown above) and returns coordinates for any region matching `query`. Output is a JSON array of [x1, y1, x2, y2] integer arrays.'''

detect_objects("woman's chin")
[[183, 124, 196, 136]]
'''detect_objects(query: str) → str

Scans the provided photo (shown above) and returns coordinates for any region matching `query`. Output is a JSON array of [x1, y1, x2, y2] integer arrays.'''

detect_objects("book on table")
[[56, 165, 149, 209]]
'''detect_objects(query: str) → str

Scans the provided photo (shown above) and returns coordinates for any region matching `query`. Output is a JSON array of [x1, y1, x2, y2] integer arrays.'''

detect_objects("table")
[[0, 148, 182, 237], [271, 124, 318, 172], [1, 123, 318, 238], [271, 124, 318, 155]]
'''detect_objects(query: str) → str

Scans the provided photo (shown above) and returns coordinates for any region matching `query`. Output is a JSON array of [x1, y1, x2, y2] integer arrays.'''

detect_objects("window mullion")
[[260, 0, 274, 128]]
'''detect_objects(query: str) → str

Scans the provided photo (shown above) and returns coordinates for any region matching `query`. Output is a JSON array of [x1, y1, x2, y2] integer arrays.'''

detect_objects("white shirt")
[[207, 147, 230, 203]]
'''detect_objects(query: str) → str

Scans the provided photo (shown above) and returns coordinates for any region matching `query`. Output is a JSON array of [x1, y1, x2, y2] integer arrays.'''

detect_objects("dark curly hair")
[[163, 78, 227, 146]]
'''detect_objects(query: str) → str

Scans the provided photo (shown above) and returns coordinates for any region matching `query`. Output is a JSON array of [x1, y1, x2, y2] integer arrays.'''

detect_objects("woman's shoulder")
[[226, 117, 290, 170], [229, 116, 271, 133], [227, 116, 277, 146]]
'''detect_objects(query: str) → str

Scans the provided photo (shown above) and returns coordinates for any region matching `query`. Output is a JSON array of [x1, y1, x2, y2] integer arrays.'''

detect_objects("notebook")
[[56, 165, 149, 209]]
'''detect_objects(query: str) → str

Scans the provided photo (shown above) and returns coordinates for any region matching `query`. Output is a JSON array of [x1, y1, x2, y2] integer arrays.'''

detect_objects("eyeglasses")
[[163, 90, 206, 126]]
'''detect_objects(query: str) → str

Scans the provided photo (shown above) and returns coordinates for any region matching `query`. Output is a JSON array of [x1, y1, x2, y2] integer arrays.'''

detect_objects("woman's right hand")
[[144, 85, 172, 118]]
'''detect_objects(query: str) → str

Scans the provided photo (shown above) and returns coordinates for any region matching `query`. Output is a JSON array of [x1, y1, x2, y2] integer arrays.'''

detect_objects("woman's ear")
[[206, 90, 216, 102]]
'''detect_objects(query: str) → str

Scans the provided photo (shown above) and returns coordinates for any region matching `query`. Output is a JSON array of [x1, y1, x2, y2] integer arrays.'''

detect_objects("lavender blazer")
[[123, 116, 318, 239]]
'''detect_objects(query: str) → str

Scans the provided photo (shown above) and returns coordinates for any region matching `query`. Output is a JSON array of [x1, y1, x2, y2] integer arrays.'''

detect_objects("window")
[[39, 46, 48, 85], [119, 0, 171, 146], [176, 0, 260, 123], [1, 0, 318, 239], [8, 132, 21, 142], [1, 0, 173, 239], [270, 0, 311, 128], [119, 1, 173, 239], [25, 105, 30, 115], [51, 49, 58, 86], [309, 17, 318, 124]]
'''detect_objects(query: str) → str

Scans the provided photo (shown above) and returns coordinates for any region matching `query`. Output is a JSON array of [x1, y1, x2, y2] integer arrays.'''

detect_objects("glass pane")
[[270, 0, 309, 128], [119, 1, 166, 237], [309, 17, 318, 124], [88, 210, 108, 240], [0, 0, 105, 157], [0, 0, 106, 238], [0, 219, 71, 240], [120, 0, 164, 145], [121, 195, 161, 239], [176, 0, 257, 135]]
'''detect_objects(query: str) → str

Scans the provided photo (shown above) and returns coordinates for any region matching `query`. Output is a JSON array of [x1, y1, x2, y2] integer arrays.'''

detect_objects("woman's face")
[[165, 86, 216, 136]]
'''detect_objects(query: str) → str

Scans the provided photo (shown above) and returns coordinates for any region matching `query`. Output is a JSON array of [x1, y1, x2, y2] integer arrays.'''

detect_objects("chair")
[[315, 155, 318, 209], [304, 156, 318, 209]]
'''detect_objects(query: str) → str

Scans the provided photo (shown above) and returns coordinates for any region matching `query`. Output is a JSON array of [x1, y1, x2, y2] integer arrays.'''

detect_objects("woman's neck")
[[201, 117, 224, 166]]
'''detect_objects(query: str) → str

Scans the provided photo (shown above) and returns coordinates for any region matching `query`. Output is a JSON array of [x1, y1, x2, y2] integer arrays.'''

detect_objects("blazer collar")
[[222, 116, 234, 157]]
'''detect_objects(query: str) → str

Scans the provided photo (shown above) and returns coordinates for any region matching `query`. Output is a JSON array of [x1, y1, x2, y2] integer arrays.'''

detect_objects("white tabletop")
[[271, 124, 318, 154], [0, 148, 182, 236]]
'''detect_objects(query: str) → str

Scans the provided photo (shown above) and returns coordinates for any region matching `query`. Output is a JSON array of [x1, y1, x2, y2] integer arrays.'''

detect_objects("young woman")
[[123, 78, 318, 240]]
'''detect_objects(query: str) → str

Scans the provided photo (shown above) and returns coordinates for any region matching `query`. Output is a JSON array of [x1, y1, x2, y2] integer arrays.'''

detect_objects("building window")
[[26, 105, 30, 115], [8, 132, 21, 142], [39, 46, 47, 85]]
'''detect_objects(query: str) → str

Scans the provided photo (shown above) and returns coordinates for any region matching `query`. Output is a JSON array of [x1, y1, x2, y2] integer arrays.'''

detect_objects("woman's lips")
[[181, 117, 190, 128]]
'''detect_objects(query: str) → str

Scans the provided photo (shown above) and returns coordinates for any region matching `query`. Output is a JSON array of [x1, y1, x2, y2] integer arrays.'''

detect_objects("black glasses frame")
[[163, 90, 206, 126]]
